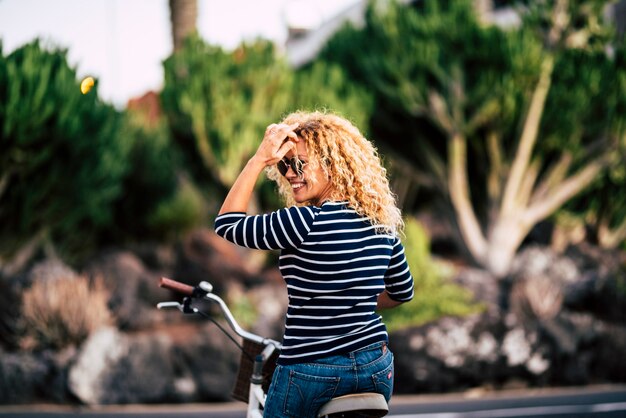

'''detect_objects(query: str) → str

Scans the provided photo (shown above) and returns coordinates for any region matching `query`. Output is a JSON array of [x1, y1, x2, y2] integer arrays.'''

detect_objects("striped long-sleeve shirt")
[[214, 201, 414, 365]]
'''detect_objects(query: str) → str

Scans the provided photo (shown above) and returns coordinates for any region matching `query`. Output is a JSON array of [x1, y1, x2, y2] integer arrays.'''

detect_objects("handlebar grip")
[[159, 277, 194, 296]]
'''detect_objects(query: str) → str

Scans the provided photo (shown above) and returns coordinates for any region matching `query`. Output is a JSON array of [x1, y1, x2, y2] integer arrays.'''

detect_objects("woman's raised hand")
[[254, 123, 300, 166], [218, 122, 299, 214]]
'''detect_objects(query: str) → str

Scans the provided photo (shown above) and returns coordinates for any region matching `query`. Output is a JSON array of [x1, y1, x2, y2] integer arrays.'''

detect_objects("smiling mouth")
[[291, 182, 306, 191]]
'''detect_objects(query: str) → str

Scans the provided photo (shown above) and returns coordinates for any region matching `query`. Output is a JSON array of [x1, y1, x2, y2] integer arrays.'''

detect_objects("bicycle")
[[157, 277, 389, 418]]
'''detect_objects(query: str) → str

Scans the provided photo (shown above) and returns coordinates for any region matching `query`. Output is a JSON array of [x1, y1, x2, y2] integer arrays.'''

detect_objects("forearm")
[[218, 122, 299, 216], [218, 156, 266, 215], [376, 290, 403, 310]]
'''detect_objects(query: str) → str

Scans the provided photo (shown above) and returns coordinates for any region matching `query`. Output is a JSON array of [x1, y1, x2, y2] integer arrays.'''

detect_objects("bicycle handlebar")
[[157, 276, 282, 351], [159, 277, 195, 295]]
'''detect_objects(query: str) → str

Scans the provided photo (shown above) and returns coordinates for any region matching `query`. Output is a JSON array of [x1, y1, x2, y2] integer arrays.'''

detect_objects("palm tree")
[[169, 0, 198, 52]]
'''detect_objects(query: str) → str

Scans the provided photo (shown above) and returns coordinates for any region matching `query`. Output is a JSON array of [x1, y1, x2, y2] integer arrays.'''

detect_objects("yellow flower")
[[80, 76, 95, 94]]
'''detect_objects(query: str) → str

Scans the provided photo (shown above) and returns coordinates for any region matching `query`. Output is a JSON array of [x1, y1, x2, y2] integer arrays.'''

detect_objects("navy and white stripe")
[[214, 201, 414, 365]]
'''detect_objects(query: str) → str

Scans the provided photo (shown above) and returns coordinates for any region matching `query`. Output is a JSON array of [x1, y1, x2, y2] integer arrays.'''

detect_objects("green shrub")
[[108, 111, 182, 242], [288, 61, 373, 136], [161, 36, 376, 214], [381, 217, 482, 332], [0, 40, 130, 262], [161, 36, 292, 191], [147, 176, 206, 241]]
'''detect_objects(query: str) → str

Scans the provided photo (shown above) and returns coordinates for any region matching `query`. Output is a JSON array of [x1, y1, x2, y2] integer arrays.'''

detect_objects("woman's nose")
[[285, 165, 298, 177]]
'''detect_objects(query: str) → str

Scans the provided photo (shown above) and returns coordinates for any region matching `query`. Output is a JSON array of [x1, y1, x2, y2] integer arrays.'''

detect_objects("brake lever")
[[156, 301, 184, 311], [157, 297, 197, 314]]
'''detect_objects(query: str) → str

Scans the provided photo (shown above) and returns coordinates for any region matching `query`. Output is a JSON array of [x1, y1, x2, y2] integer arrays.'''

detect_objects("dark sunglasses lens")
[[293, 159, 304, 175], [277, 159, 289, 176], [277, 157, 305, 177]]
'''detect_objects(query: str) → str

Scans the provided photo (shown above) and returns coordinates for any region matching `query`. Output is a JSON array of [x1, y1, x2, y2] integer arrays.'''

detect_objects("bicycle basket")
[[232, 338, 279, 403]]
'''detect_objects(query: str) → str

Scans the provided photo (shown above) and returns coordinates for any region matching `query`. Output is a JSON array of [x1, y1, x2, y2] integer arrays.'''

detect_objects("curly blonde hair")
[[265, 110, 404, 236]]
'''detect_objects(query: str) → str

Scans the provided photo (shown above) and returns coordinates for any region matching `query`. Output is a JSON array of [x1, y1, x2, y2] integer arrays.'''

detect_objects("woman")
[[214, 111, 414, 417]]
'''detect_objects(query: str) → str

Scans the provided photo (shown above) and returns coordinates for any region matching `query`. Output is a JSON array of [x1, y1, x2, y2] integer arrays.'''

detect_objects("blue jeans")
[[263, 342, 394, 418]]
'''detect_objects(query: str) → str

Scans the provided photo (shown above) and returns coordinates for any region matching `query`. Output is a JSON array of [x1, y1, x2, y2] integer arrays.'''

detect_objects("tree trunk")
[[485, 216, 529, 278], [598, 218, 626, 249], [448, 132, 488, 265], [501, 56, 554, 217], [169, 0, 198, 52], [473, 0, 494, 24]]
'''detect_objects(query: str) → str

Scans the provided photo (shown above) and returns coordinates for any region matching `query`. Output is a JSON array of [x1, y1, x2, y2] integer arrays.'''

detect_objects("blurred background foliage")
[[381, 217, 482, 332], [1, 0, 625, 337], [320, 0, 626, 276], [110, 106, 204, 243], [0, 40, 130, 265], [161, 37, 293, 197], [161, 35, 373, 215]]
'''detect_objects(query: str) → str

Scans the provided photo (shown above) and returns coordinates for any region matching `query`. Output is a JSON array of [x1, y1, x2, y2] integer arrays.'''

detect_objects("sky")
[[0, 0, 358, 108]]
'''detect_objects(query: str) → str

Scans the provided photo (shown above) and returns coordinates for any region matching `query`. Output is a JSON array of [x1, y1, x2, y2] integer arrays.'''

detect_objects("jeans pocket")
[[285, 370, 341, 418], [371, 355, 394, 402]]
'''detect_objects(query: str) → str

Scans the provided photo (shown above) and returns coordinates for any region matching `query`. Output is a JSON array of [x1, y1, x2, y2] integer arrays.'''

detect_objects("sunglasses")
[[276, 157, 307, 177]]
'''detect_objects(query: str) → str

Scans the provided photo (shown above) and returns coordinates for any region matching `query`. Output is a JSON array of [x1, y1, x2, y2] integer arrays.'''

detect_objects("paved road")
[[388, 385, 626, 417], [1, 385, 625, 417]]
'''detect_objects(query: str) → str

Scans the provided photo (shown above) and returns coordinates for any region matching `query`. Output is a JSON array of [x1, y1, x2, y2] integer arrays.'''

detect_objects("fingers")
[[256, 122, 300, 165], [265, 122, 299, 140], [276, 138, 297, 159], [265, 124, 278, 136], [285, 130, 298, 142], [263, 122, 299, 153]]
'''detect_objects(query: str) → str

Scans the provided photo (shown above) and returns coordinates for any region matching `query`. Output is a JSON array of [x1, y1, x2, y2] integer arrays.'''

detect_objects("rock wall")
[[0, 231, 624, 405]]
